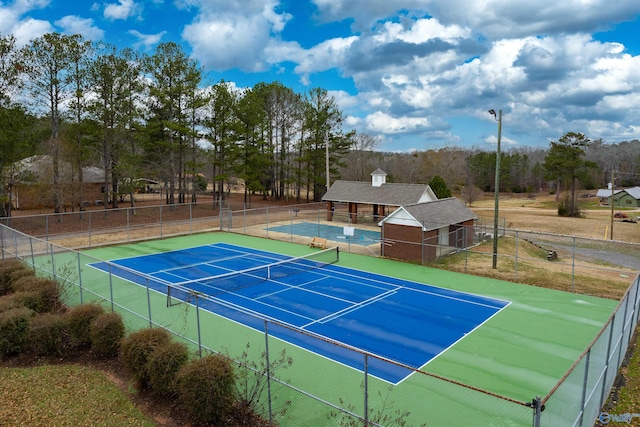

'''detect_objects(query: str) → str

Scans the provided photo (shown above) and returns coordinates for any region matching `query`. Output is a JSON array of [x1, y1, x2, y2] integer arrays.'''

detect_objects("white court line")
[[155, 253, 247, 275], [319, 265, 507, 310], [256, 273, 361, 305], [302, 287, 401, 328]]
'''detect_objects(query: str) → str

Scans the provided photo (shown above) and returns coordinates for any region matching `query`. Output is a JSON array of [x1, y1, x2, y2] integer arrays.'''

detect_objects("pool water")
[[266, 222, 380, 246]]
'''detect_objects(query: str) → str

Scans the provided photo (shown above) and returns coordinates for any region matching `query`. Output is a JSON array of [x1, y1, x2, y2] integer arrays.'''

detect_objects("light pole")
[[610, 169, 615, 240], [488, 109, 502, 269], [325, 134, 330, 191]]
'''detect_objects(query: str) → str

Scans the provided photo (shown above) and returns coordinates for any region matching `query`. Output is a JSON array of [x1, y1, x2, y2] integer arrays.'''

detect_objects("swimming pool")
[[266, 222, 380, 246]]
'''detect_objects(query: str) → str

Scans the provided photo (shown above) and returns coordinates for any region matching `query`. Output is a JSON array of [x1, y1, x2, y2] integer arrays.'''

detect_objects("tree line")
[[339, 134, 640, 216], [0, 33, 639, 218], [0, 33, 352, 216]]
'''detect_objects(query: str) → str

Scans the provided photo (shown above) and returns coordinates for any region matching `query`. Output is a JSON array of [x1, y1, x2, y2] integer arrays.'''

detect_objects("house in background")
[[322, 169, 438, 223], [8, 155, 105, 210], [596, 185, 640, 208], [379, 198, 477, 263]]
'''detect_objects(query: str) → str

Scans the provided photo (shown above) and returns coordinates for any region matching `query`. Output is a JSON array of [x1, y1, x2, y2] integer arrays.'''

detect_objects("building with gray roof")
[[321, 169, 437, 223]]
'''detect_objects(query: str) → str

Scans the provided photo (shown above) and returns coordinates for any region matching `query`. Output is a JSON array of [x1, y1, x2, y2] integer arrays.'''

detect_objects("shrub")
[[25, 312, 66, 356], [0, 307, 33, 357], [0, 294, 26, 313], [10, 276, 60, 313], [8, 268, 35, 288], [147, 341, 190, 396], [8, 291, 43, 313], [0, 260, 29, 295], [120, 327, 172, 387], [89, 312, 125, 358], [65, 303, 105, 348], [176, 354, 236, 425]]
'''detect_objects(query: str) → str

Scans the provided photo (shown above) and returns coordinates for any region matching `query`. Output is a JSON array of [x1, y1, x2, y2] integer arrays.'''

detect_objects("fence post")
[[77, 252, 84, 304], [578, 349, 591, 426], [599, 316, 616, 408], [159, 205, 163, 239], [571, 236, 576, 292], [145, 277, 152, 328], [108, 263, 114, 312], [29, 238, 35, 270], [49, 243, 56, 278], [363, 353, 369, 426], [616, 290, 632, 369], [515, 230, 519, 281], [264, 320, 273, 423], [530, 395, 543, 427], [464, 226, 468, 273], [0, 225, 4, 259], [195, 294, 202, 358]]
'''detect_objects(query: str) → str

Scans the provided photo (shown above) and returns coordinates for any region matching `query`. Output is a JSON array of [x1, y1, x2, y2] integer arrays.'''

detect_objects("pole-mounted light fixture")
[[488, 109, 502, 269]]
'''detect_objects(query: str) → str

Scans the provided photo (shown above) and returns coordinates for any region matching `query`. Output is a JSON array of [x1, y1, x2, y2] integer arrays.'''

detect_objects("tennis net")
[[167, 246, 339, 306]]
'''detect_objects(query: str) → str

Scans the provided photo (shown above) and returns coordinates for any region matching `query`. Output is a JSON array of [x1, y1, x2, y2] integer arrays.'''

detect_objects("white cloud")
[[55, 16, 105, 41], [182, 0, 293, 72], [289, 36, 358, 84], [0, 0, 52, 46], [376, 18, 470, 45], [365, 111, 430, 134], [128, 29, 166, 50], [12, 18, 53, 46], [104, 0, 140, 21]]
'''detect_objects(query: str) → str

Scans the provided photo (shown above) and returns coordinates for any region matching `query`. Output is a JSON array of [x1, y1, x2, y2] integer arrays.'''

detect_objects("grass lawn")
[[0, 364, 155, 426]]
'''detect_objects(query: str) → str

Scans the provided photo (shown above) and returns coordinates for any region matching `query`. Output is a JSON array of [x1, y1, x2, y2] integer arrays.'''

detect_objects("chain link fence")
[[1, 202, 639, 426]]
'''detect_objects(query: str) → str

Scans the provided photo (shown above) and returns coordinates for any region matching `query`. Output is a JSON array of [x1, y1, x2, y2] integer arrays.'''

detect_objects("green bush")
[[0, 294, 25, 313], [10, 276, 60, 313], [65, 303, 105, 348], [25, 312, 66, 356], [8, 268, 35, 287], [120, 327, 172, 387], [0, 260, 29, 295], [89, 312, 125, 358], [147, 341, 190, 396], [176, 354, 236, 424], [8, 291, 43, 313], [0, 307, 33, 357]]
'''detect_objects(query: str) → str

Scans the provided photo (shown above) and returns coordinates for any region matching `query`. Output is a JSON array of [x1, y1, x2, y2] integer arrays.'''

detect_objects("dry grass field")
[[435, 192, 640, 300], [470, 192, 640, 242]]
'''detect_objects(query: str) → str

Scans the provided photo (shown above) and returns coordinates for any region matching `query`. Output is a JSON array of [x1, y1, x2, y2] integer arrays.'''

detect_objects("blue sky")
[[4, 0, 640, 152]]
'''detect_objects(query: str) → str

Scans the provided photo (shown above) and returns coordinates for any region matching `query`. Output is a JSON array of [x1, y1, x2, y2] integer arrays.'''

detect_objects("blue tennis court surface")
[[90, 243, 510, 383], [267, 222, 380, 246]]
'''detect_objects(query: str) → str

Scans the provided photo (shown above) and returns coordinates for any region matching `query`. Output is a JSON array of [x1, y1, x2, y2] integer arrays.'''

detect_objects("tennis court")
[[266, 222, 380, 246], [62, 232, 621, 425], [90, 242, 509, 383]]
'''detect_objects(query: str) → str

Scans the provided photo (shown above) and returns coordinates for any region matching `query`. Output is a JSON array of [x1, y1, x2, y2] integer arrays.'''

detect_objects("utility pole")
[[325, 135, 330, 192], [610, 169, 615, 240], [488, 109, 502, 269]]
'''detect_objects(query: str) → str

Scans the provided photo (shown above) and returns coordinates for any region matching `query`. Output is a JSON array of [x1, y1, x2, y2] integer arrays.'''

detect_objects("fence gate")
[[219, 208, 232, 231]]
